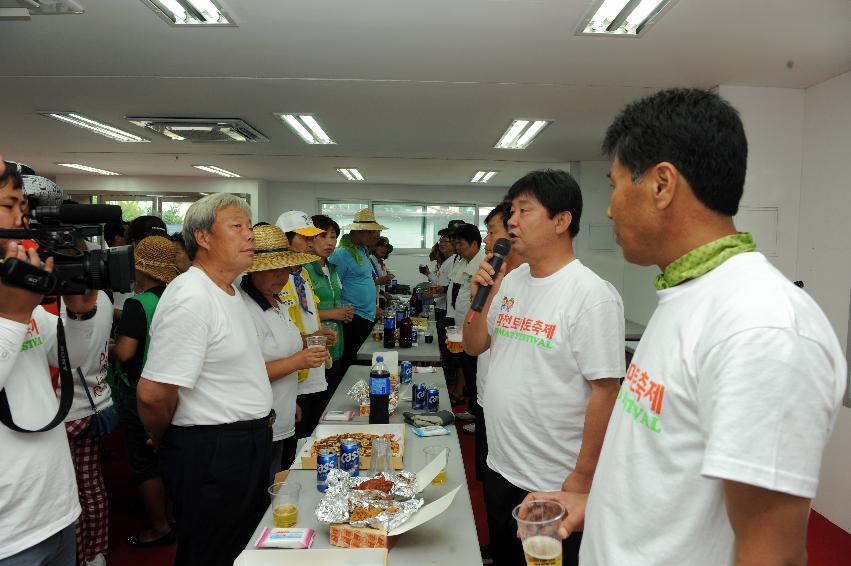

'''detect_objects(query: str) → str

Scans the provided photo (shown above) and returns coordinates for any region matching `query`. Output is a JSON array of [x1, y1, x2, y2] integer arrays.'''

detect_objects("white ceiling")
[[1, 0, 849, 186]]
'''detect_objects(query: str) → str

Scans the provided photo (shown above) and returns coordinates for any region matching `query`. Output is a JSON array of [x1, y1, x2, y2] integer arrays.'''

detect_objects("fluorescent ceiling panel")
[[276, 114, 336, 145], [494, 119, 551, 149], [57, 163, 120, 175], [336, 168, 364, 181], [471, 171, 499, 183], [142, 0, 233, 26], [578, 0, 677, 36], [40, 112, 148, 143], [193, 165, 241, 178]]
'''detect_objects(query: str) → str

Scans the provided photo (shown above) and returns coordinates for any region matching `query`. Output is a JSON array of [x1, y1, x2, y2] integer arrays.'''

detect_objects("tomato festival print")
[[494, 297, 557, 350], [618, 361, 665, 433], [21, 317, 45, 352]]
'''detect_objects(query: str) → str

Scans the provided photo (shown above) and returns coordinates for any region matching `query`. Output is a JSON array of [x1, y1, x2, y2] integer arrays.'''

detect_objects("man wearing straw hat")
[[137, 194, 273, 566], [240, 223, 328, 476], [330, 208, 388, 376], [112, 235, 179, 549]]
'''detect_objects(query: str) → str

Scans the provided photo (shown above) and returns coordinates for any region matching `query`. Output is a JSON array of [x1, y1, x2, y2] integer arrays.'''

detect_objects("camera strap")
[[0, 316, 75, 433]]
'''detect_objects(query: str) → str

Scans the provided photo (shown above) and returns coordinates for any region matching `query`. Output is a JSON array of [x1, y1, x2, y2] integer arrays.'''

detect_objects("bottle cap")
[[376, 356, 384, 363]]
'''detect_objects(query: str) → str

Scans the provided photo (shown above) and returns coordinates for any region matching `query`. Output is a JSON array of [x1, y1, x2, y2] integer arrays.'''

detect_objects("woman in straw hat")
[[239, 224, 327, 476], [112, 235, 179, 548], [329, 208, 388, 375]]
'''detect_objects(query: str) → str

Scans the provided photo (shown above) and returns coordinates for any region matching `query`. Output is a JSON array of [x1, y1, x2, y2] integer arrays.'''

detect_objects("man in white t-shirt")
[[537, 89, 845, 566], [0, 159, 100, 565], [465, 170, 625, 566], [138, 194, 273, 566]]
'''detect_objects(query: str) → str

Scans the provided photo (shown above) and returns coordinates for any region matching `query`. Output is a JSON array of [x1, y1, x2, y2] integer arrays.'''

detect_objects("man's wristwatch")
[[66, 306, 97, 321]]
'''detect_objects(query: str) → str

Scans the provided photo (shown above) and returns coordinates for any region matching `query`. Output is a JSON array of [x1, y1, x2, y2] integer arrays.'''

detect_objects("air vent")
[[0, 0, 84, 17], [125, 118, 269, 143]]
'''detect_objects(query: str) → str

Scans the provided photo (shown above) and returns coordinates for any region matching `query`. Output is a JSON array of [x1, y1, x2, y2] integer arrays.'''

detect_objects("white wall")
[[796, 70, 851, 532]]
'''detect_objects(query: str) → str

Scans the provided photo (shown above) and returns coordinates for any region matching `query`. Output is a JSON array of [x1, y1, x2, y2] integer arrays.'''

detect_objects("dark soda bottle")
[[369, 356, 391, 424]]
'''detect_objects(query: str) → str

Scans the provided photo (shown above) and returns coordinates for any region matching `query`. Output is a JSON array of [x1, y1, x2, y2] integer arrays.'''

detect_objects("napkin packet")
[[255, 527, 315, 549]]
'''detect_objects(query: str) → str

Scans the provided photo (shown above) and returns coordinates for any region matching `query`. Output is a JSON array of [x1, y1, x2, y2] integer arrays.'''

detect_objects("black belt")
[[173, 410, 276, 432]]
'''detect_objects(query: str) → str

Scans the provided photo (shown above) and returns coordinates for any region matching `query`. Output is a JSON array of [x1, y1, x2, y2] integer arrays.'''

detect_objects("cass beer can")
[[339, 438, 360, 477], [413, 383, 427, 410], [317, 448, 338, 492], [426, 385, 440, 412], [400, 361, 413, 385]]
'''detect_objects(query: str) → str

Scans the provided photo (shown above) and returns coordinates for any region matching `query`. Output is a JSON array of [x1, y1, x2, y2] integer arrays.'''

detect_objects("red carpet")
[[98, 415, 850, 565]]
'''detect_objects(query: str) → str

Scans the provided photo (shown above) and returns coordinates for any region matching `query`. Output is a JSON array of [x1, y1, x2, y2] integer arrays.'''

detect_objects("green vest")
[[304, 261, 345, 361]]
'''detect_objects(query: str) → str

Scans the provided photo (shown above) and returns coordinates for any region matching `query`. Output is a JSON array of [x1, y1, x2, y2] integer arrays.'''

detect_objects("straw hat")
[[246, 224, 319, 273], [343, 209, 388, 231], [135, 235, 180, 284]]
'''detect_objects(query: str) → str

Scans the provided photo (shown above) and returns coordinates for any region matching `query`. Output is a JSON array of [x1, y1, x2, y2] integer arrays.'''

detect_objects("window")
[[104, 198, 154, 221], [477, 206, 496, 236], [320, 199, 491, 250], [319, 201, 369, 230]]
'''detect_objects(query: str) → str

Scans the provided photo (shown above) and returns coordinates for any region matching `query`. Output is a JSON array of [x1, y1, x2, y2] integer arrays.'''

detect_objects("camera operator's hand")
[[0, 241, 54, 324]]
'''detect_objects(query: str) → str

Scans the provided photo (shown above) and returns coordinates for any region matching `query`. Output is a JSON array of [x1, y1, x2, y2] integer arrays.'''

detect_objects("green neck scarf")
[[338, 234, 364, 265], [655, 232, 756, 290]]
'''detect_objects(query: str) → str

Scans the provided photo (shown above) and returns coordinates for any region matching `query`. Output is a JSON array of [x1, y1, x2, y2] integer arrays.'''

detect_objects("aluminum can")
[[413, 383, 427, 410], [339, 438, 360, 477], [400, 361, 413, 385], [426, 385, 440, 412], [317, 448, 338, 492]]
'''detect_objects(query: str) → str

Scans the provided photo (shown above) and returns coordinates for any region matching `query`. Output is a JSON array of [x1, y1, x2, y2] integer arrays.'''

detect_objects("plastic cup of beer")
[[306, 335, 326, 351], [446, 326, 464, 353], [268, 482, 301, 528], [372, 323, 383, 342], [422, 445, 450, 485], [512, 500, 565, 566]]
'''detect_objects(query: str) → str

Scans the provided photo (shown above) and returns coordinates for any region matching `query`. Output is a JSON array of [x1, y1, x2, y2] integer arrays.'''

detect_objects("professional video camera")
[[0, 203, 135, 295]]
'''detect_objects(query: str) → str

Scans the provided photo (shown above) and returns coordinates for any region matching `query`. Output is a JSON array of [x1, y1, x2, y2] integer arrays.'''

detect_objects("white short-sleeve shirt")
[[143, 267, 273, 426]]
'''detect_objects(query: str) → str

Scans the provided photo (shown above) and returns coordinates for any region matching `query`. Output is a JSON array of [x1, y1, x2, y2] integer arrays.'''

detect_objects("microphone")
[[30, 204, 123, 225], [470, 238, 511, 313]]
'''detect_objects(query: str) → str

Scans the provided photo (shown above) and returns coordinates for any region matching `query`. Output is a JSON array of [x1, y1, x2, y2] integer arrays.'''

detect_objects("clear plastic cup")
[[268, 482, 302, 528], [422, 445, 450, 484], [446, 325, 464, 353], [512, 500, 565, 566], [306, 335, 326, 351]]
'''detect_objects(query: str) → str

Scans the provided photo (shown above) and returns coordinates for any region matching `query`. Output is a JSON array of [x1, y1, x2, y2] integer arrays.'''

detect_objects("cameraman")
[[0, 159, 99, 566]]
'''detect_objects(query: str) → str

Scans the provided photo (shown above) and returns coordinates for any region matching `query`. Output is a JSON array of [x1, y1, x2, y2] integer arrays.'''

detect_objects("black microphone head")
[[492, 238, 511, 258]]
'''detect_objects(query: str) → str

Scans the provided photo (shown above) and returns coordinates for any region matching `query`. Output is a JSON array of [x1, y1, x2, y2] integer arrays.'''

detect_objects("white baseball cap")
[[275, 210, 325, 237]]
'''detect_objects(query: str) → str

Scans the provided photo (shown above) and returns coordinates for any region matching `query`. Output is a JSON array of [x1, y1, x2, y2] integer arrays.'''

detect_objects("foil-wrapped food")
[[347, 380, 400, 413], [315, 469, 424, 532]]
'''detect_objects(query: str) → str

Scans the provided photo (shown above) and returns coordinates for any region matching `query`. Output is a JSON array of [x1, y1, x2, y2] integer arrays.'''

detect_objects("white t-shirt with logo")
[[61, 291, 114, 421], [241, 290, 302, 442], [484, 259, 625, 492], [143, 267, 273, 426], [581, 253, 846, 566], [0, 308, 89, 559]]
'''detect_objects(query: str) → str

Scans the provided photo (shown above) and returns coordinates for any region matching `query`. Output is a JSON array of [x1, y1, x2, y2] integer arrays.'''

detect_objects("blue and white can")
[[413, 383, 427, 410], [339, 438, 360, 478], [426, 385, 440, 412], [400, 361, 413, 385], [317, 448, 338, 492]]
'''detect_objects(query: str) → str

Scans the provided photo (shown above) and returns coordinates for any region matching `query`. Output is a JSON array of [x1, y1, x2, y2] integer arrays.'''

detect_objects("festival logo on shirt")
[[617, 361, 665, 433], [494, 298, 557, 350], [20, 318, 45, 352]]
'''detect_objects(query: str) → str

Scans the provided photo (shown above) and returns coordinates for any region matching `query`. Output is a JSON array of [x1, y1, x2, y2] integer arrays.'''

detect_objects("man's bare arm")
[[137, 378, 179, 445]]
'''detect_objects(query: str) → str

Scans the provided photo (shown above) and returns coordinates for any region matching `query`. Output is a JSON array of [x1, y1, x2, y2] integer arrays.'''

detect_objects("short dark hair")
[[170, 232, 186, 248], [602, 88, 748, 216], [0, 162, 24, 191], [506, 169, 582, 237], [104, 223, 126, 247], [453, 223, 482, 246], [312, 214, 340, 235], [285, 231, 297, 243], [128, 215, 167, 245], [485, 201, 511, 230]]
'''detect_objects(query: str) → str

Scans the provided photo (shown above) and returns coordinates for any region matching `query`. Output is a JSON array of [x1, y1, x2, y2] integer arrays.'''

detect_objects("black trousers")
[[459, 352, 478, 412], [340, 314, 375, 377], [324, 360, 342, 398], [295, 389, 330, 439], [159, 419, 272, 566], [484, 468, 582, 566]]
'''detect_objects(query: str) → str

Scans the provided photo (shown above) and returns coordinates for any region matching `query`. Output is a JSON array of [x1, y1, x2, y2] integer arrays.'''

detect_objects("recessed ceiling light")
[[336, 168, 364, 181], [577, 0, 678, 36], [57, 163, 120, 176], [471, 171, 499, 183], [494, 119, 551, 149], [193, 165, 241, 178], [141, 0, 233, 26], [276, 114, 336, 145], [40, 112, 148, 143]]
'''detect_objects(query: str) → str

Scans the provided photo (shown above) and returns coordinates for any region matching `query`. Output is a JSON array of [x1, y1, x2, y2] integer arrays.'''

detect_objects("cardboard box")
[[329, 524, 395, 550], [300, 424, 405, 470]]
